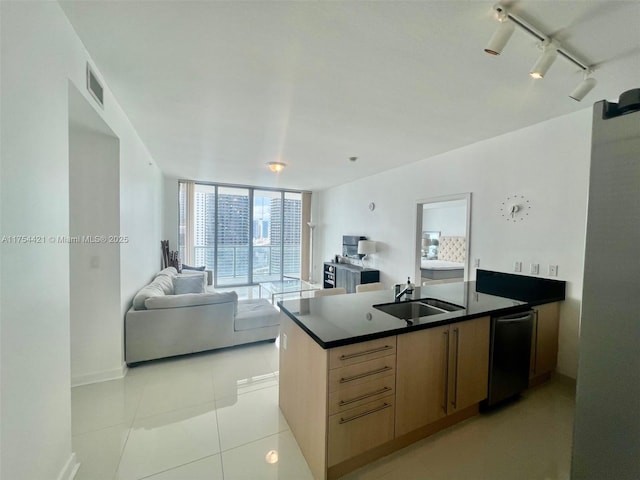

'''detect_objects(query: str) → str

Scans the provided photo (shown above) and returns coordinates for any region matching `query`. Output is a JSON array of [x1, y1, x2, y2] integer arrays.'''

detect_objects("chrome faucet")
[[395, 286, 410, 300], [395, 277, 414, 301]]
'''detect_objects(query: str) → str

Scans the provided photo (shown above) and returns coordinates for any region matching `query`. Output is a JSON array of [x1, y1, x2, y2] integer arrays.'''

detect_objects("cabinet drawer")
[[328, 375, 395, 415], [328, 397, 395, 467], [329, 337, 397, 369], [329, 355, 396, 393]]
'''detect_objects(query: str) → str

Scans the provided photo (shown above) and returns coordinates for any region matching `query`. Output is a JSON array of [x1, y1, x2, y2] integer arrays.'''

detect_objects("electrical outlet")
[[530, 263, 540, 275], [549, 264, 558, 277], [282, 332, 288, 350], [514, 261, 522, 272], [474, 258, 480, 267]]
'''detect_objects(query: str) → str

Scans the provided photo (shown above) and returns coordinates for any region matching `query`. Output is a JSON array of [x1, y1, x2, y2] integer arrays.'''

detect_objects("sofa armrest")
[[145, 291, 238, 310]]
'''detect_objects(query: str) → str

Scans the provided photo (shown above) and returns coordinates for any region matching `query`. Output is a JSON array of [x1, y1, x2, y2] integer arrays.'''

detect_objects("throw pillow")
[[154, 275, 175, 295], [156, 267, 178, 278], [173, 274, 206, 295]]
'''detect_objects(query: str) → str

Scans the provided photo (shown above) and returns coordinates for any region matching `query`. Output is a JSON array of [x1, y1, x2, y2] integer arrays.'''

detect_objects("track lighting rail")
[[494, 4, 591, 72]]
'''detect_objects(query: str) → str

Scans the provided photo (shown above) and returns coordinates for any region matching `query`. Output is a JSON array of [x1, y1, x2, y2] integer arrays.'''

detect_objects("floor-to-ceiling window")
[[179, 182, 307, 287]]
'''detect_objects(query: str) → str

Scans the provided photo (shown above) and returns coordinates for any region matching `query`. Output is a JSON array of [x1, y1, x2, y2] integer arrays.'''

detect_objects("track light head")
[[484, 11, 515, 55], [570, 74, 597, 102], [530, 41, 559, 79]]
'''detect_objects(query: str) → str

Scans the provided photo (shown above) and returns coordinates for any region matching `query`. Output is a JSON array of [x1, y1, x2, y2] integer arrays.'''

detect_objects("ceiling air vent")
[[86, 63, 104, 108]]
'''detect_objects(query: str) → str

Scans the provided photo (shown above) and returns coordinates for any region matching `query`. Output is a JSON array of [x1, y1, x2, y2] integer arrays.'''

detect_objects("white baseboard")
[[71, 362, 128, 387], [57, 452, 80, 480]]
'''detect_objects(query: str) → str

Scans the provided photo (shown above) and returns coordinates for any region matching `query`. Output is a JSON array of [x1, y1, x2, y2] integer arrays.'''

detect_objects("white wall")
[[69, 115, 122, 385], [0, 2, 162, 479], [315, 109, 591, 379], [422, 200, 466, 237]]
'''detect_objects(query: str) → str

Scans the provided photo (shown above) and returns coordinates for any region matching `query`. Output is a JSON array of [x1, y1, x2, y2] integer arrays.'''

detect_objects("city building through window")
[[178, 182, 309, 287]]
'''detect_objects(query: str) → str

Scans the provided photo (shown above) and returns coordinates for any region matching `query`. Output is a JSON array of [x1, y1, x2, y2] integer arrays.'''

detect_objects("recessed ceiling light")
[[266, 162, 286, 173]]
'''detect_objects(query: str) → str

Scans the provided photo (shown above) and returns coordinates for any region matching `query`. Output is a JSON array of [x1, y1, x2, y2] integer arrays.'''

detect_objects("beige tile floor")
[[72, 286, 574, 479]]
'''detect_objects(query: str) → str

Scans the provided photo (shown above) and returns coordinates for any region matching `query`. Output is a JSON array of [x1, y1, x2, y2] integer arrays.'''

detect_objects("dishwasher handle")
[[495, 311, 533, 323]]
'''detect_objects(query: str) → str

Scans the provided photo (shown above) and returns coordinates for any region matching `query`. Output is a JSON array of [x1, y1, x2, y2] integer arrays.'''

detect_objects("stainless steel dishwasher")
[[483, 310, 534, 408]]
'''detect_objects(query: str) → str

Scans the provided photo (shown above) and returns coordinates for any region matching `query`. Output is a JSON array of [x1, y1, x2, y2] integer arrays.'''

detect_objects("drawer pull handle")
[[338, 387, 392, 406], [443, 330, 449, 414], [339, 345, 393, 360], [340, 366, 392, 384], [452, 327, 460, 409], [339, 403, 392, 424], [532, 309, 539, 375]]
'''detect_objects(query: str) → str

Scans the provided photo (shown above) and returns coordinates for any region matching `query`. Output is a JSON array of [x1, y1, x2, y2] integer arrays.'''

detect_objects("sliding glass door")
[[216, 186, 250, 286], [193, 183, 215, 272], [179, 182, 305, 288], [283, 192, 302, 279], [253, 190, 281, 283]]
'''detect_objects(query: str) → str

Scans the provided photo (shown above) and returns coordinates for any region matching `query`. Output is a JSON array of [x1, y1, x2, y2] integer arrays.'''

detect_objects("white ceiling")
[[59, 1, 640, 191]]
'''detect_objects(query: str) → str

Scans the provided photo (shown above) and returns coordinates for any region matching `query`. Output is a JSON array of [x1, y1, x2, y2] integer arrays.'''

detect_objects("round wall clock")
[[500, 195, 530, 222]]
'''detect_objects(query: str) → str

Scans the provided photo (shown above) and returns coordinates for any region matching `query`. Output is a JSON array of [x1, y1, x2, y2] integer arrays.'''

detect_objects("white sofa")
[[125, 267, 280, 365]]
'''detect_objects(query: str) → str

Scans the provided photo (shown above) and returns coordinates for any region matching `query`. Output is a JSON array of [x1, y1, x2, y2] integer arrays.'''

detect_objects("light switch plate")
[[514, 261, 522, 272], [530, 263, 540, 275], [549, 265, 558, 276], [474, 258, 480, 267]]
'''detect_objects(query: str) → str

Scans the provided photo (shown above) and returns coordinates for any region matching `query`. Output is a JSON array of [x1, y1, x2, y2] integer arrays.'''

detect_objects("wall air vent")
[[86, 63, 104, 108]]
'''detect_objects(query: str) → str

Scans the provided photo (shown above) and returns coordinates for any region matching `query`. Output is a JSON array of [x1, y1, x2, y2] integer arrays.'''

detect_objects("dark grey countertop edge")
[[277, 298, 557, 350]]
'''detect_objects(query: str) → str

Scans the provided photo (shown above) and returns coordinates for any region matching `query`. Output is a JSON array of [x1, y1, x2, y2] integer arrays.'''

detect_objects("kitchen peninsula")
[[278, 272, 565, 480]]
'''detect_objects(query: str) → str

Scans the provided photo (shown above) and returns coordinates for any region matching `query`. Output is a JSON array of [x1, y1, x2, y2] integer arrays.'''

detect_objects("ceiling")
[[59, 1, 640, 191]]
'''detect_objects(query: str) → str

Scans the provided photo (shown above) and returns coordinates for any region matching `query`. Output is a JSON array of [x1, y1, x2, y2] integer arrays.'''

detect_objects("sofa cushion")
[[154, 275, 175, 295], [132, 283, 166, 310], [173, 273, 206, 295], [235, 299, 280, 331], [145, 291, 238, 310], [156, 267, 178, 278]]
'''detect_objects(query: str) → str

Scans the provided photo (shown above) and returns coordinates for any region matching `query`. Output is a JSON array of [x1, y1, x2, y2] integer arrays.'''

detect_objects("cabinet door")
[[346, 270, 359, 293], [336, 267, 348, 290], [447, 316, 490, 414], [530, 302, 559, 378], [395, 325, 449, 437], [328, 396, 395, 467]]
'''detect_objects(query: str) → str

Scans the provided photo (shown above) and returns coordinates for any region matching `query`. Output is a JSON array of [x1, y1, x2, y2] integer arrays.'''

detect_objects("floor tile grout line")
[[213, 387, 227, 480], [110, 424, 134, 480], [213, 381, 280, 406], [218, 427, 292, 455], [136, 453, 221, 480], [110, 377, 143, 480]]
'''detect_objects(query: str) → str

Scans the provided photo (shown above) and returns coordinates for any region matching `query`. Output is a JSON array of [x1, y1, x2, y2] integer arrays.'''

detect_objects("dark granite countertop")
[[278, 280, 564, 349]]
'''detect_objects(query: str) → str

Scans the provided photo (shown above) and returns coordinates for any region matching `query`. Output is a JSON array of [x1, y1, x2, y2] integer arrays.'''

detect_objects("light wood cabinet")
[[327, 396, 395, 466], [395, 324, 448, 436], [327, 338, 397, 467], [449, 316, 491, 414], [280, 315, 490, 479], [529, 302, 560, 384], [395, 316, 490, 438]]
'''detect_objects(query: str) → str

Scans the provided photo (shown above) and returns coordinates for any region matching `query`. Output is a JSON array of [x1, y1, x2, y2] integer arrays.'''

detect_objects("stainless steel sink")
[[419, 298, 464, 312], [373, 298, 464, 321]]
